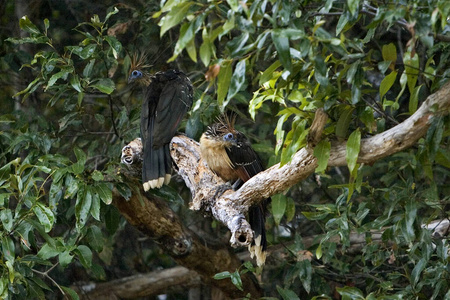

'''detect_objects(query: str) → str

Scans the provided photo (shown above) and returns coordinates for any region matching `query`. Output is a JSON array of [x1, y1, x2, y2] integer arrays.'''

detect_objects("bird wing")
[[144, 70, 193, 148], [225, 132, 265, 182]]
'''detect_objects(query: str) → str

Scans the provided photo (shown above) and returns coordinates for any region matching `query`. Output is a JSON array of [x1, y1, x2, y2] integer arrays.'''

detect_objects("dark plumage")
[[129, 56, 193, 191], [200, 115, 269, 266]]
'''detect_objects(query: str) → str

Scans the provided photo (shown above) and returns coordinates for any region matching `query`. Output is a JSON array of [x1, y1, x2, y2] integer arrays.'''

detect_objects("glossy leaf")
[[277, 286, 300, 300], [91, 78, 115, 94], [226, 59, 246, 104], [0, 209, 13, 232], [314, 140, 331, 173], [346, 129, 361, 173], [271, 194, 287, 226], [19, 16, 41, 35], [75, 245, 93, 269], [95, 182, 113, 205], [33, 203, 55, 233], [159, 2, 194, 37], [217, 60, 232, 110], [271, 29, 291, 72], [379, 70, 397, 100]]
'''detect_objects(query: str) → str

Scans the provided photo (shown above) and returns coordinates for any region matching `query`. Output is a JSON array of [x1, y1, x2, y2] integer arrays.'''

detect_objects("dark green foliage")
[[0, 0, 449, 299]]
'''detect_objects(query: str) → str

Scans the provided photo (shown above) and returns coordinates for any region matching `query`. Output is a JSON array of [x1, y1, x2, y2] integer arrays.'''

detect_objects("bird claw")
[[212, 183, 233, 199]]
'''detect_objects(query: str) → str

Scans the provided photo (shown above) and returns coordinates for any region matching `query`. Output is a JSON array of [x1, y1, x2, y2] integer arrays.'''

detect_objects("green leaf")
[[20, 16, 41, 35], [336, 286, 364, 299], [2, 236, 15, 263], [37, 243, 59, 260], [335, 106, 354, 140], [91, 170, 104, 181], [260, 61, 282, 86], [226, 59, 246, 105], [75, 245, 93, 269], [61, 286, 80, 300], [33, 203, 55, 233], [90, 189, 101, 221], [199, 29, 212, 67], [59, 250, 73, 268], [271, 194, 287, 226], [104, 36, 122, 59], [347, 0, 359, 16], [379, 70, 397, 100], [298, 260, 312, 293], [217, 60, 233, 110], [86, 225, 104, 252], [426, 116, 444, 162], [46, 70, 70, 91], [95, 182, 113, 205], [213, 271, 231, 280], [230, 271, 243, 291], [0, 209, 13, 232], [91, 78, 115, 94], [70, 75, 82, 93], [75, 184, 92, 229], [72, 147, 86, 175], [159, 2, 194, 37], [346, 129, 361, 173], [83, 59, 95, 78], [277, 286, 300, 300], [227, 0, 240, 11], [382, 43, 397, 68], [403, 50, 419, 94], [411, 258, 426, 288], [409, 84, 422, 114], [314, 140, 331, 173], [285, 197, 296, 223], [271, 29, 291, 72], [336, 14, 349, 35]]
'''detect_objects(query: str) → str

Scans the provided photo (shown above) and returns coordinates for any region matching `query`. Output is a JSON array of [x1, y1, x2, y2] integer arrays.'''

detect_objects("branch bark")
[[111, 186, 262, 299], [116, 81, 450, 297], [170, 81, 450, 248]]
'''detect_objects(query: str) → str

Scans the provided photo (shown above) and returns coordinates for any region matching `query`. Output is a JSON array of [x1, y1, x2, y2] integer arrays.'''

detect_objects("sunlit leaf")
[[217, 60, 232, 110], [159, 2, 194, 37], [20, 16, 41, 35], [379, 70, 397, 100]]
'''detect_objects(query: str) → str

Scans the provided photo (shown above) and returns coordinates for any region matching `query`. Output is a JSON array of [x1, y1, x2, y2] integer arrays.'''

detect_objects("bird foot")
[[212, 183, 234, 199]]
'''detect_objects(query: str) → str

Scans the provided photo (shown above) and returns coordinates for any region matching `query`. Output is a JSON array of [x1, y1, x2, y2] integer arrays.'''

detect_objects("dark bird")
[[200, 115, 269, 266], [128, 55, 193, 191]]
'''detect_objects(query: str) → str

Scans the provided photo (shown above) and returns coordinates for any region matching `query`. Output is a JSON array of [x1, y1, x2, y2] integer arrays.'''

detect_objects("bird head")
[[204, 114, 239, 147], [128, 53, 152, 86]]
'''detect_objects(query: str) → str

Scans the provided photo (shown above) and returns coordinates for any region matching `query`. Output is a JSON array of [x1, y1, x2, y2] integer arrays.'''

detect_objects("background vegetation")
[[0, 0, 449, 299]]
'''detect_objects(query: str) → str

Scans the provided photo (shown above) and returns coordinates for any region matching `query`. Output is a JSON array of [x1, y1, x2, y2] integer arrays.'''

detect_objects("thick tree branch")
[[169, 81, 450, 248], [111, 176, 262, 298]]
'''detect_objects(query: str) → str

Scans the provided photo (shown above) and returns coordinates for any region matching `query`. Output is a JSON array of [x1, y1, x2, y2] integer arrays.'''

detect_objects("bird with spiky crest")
[[128, 53, 193, 191], [200, 114, 270, 267]]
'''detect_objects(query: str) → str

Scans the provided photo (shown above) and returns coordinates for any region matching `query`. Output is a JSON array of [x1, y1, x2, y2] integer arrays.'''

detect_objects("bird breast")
[[200, 135, 238, 182]]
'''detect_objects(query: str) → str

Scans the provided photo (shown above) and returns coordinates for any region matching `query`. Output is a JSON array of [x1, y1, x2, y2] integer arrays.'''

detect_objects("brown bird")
[[128, 55, 193, 191], [200, 115, 269, 266]]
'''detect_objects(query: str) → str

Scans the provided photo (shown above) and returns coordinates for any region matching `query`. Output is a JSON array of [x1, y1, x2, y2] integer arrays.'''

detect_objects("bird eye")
[[132, 70, 142, 78], [223, 133, 234, 141]]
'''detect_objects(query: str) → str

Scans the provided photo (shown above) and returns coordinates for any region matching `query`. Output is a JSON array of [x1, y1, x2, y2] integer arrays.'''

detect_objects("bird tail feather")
[[142, 143, 172, 191], [248, 204, 267, 267]]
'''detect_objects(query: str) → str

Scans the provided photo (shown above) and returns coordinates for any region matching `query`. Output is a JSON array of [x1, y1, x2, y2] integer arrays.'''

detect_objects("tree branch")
[[169, 81, 450, 248]]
